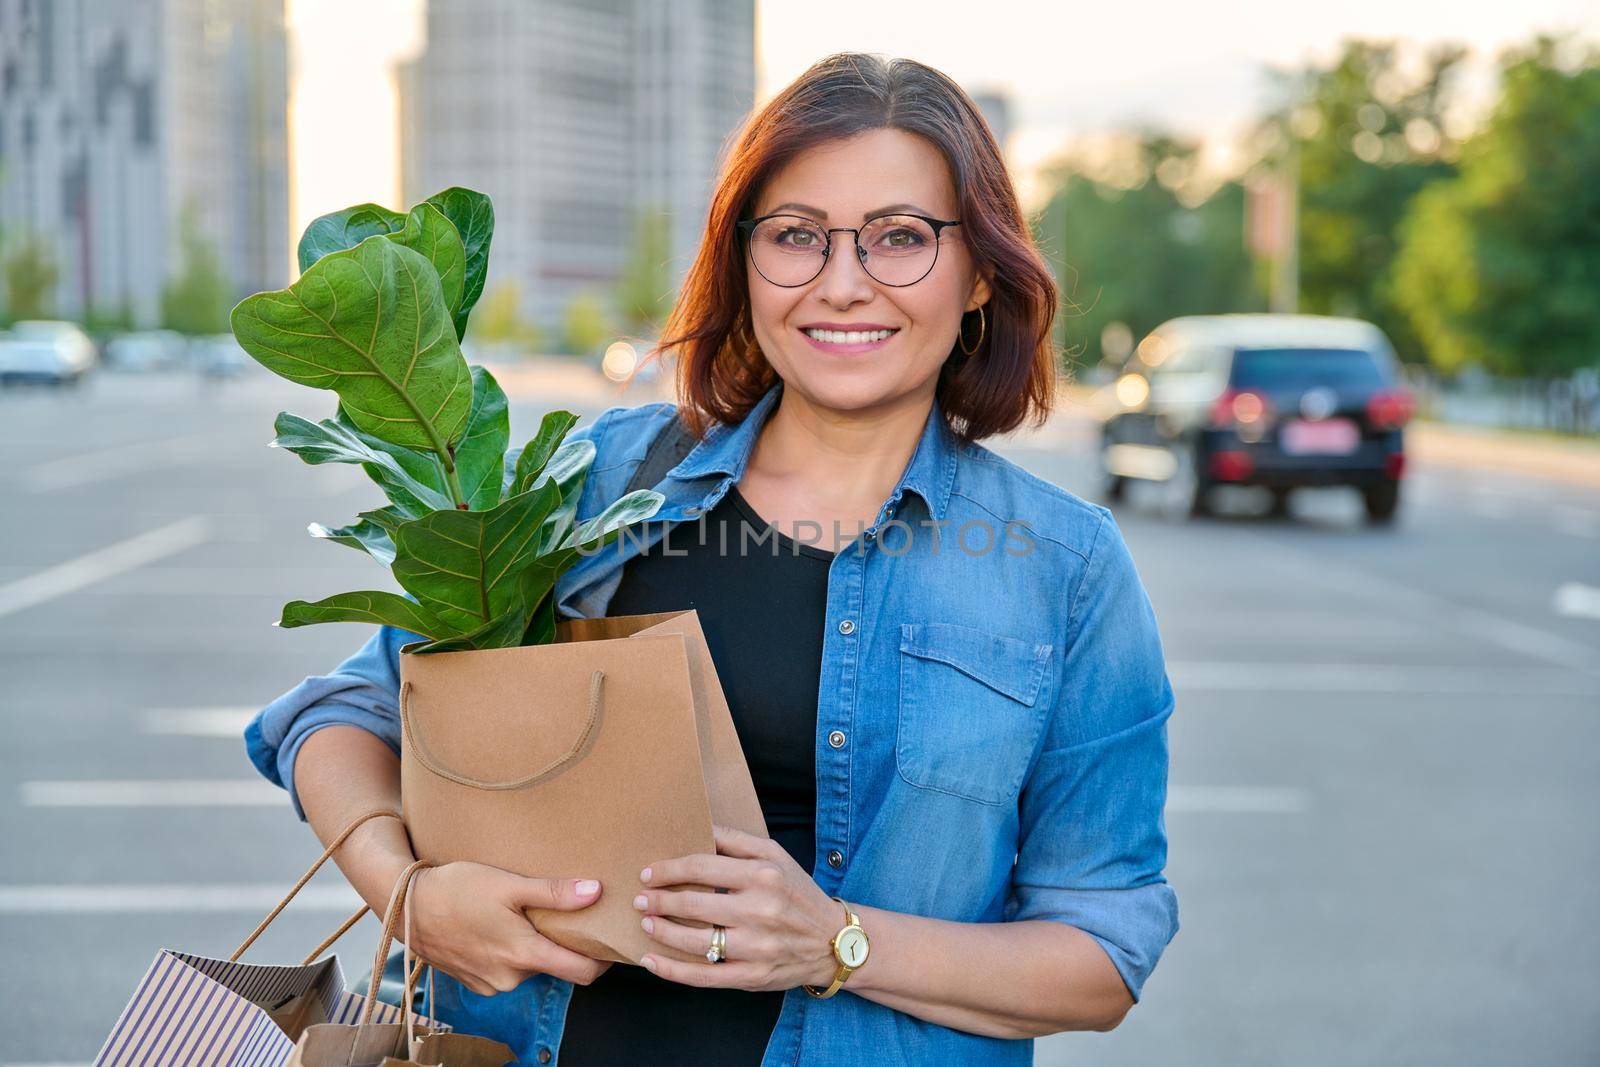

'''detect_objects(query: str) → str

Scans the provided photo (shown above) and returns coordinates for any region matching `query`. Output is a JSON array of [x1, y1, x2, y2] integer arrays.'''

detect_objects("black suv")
[[1100, 314, 1413, 523]]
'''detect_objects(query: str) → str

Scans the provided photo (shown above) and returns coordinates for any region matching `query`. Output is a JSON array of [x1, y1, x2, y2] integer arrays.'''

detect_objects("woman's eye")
[[880, 229, 923, 248], [776, 229, 817, 247]]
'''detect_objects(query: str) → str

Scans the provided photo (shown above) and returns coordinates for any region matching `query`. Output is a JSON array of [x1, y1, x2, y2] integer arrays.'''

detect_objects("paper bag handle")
[[229, 808, 404, 963], [399, 671, 605, 791], [362, 857, 435, 1026]]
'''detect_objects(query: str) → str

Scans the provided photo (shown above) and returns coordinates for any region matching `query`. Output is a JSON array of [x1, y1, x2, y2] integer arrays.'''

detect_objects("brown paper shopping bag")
[[94, 811, 441, 1067], [399, 608, 766, 966]]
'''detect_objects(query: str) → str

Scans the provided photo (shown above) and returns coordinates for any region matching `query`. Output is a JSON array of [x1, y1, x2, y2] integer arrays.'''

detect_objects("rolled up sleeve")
[[1005, 508, 1179, 1003], [244, 623, 425, 820]]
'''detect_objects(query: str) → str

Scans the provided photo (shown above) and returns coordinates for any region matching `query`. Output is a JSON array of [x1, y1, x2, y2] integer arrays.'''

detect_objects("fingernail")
[[639, 867, 652, 882], [641, 917, 654, 933], [633, 894, 647, 910], [575, 879, 600, 896], [642, 956, 657, 973]]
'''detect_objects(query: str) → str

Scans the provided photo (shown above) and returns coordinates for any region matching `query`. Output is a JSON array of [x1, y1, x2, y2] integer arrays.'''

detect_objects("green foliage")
[[161, 206, 232, 335], [1259, 40, 1466, 360], [238, 188, 665, 652], [1034, 135, 1263, 368], [563, 291, 615, 357], [617, 204, 673, 332], [468, 279, 543, 351], [1391, 37, 1600, 377], [2, 232, 60, 322]]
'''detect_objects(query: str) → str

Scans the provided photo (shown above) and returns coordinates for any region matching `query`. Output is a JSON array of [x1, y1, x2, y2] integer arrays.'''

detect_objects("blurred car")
[[0, 320, 96, 386], [1100, 314, 1413, 523], [104, 329, 189, 371], [190, 333, 251, 378]]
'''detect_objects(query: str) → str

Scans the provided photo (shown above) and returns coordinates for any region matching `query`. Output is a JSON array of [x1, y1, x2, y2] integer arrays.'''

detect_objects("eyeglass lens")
[[747, 215, 941, 287]]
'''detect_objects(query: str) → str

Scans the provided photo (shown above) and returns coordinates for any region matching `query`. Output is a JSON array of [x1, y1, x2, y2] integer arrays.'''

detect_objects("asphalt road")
[[2, 361, 1596, 1065]]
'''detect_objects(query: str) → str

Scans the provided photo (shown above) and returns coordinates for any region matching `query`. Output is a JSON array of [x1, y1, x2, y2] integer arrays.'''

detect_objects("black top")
[[559, 484, 835, 1066]]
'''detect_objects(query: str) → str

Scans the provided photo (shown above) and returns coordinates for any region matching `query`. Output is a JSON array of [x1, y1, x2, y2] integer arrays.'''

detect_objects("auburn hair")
[[652, 52, 1058, 445]]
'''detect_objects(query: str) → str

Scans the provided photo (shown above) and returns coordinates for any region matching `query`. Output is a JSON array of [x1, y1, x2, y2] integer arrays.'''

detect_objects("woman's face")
[[746, 128, 991, 415]]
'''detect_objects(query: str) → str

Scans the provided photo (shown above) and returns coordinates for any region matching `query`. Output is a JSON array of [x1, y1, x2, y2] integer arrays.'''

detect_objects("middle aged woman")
[[246, 52, 1179, 1066]]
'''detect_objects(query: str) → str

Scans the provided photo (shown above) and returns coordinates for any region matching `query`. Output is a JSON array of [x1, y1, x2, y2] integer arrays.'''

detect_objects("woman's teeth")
[[803, 328, 897, 344]]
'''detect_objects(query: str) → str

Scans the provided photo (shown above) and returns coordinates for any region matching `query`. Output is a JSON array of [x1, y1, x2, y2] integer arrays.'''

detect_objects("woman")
[[247, 52, 1178, 1065]]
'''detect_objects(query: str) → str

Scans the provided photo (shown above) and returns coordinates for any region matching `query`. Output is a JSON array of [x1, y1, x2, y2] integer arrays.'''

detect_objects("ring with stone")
[[705, 924, 727, 963]]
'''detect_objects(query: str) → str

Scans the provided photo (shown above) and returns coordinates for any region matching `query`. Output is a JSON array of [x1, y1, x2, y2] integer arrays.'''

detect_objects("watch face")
[[837, 927, 869, 968]]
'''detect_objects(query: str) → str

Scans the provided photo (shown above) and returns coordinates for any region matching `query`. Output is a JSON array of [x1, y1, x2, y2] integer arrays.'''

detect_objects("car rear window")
[[1229, 348, 1389, 389]]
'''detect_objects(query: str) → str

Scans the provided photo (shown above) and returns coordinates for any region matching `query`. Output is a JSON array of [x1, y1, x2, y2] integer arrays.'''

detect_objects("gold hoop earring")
[[958, 305, 986, 356]]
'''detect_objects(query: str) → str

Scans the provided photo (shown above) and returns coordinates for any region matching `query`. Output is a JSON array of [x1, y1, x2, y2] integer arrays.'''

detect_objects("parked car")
[[104, 330, 189, 371], [0, 320, 96, 386], [190, 333, 251, 378], [1099, 314, 1413, 523]]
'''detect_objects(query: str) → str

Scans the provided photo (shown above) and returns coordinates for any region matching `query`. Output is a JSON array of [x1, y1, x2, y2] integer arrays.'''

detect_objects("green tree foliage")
[[469, 278, 544, 352], [1391, 37, 1600, 376], [1259, 39, 1467, 360], [617, 204, 673, 332], [2, 233, 59, 322], [160, 207, 232, 335], [562, 291, 614, 357], [1034, 134, 1263, 369]]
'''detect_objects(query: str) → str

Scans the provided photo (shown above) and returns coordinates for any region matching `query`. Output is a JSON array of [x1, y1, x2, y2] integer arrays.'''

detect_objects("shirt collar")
[[665, 378, 960, 525]]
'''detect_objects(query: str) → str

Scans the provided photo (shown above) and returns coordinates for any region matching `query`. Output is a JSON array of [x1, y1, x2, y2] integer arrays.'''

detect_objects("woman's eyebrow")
[[767, 201, 932, 220]]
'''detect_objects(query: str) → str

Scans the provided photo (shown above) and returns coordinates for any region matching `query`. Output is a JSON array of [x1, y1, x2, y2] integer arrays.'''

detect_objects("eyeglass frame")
[[735, 211, 962, 288]]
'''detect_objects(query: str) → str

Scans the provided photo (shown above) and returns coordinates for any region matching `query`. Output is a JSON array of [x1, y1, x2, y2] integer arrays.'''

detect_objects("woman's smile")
[[797, 323, 901, 355]]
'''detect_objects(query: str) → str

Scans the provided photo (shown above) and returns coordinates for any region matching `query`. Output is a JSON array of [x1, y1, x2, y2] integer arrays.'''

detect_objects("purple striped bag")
[[93, 810, 446, 1067]]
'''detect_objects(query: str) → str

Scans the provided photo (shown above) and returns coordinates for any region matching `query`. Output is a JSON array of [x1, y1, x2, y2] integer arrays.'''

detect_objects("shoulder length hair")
[[656, 52, 1059, 445]]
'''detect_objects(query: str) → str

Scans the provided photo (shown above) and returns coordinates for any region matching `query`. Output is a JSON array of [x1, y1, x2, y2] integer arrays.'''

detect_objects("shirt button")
[[827, 849, 844, 868], [828, 730, 846, 748], [537, 1048, 553, 1064], [837, 618, 855, 635]]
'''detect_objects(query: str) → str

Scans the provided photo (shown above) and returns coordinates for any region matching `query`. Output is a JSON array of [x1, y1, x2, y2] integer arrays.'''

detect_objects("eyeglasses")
[[735, 212, 961, 288]]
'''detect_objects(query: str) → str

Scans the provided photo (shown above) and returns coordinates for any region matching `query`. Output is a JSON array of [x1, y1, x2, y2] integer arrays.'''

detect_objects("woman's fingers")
[[640, 849, 761, 890]]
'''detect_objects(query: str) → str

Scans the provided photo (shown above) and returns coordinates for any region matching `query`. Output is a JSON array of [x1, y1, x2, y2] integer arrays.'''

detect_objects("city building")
[[0, 0, 288, 326], [397, 0, 756, 341]]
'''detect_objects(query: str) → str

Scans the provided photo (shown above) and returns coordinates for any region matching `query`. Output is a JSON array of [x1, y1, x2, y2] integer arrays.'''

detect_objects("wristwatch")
[[802, 896, 869, 999]]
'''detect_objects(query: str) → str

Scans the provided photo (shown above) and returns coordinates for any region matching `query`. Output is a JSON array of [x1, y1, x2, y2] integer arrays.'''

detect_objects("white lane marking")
[[0, 516, 211, 620], [1234, 531, 1600, 676], [1169, 661, 1600, 695], [140, 708, 257, 738], [20, 780, 285, 807], [1553, 507, 1600, 539], [21, 433, 214, 491], [0, 885, 360, 914], [1553, 582, 1600, 621], [1167, 786, 1310, 814]]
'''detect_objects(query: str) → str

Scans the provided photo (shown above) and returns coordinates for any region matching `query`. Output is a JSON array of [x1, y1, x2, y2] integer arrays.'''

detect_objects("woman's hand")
[[633, 824, 841, 991], [408, 861, 615, 996]]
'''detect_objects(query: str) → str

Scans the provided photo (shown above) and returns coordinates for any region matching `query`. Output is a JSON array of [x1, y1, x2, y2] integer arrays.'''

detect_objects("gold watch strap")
[[803, 897, 862, 999]]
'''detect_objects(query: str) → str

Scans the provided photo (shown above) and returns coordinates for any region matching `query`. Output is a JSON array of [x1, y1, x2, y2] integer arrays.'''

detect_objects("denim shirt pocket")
[[895, 622, 1054, 806]]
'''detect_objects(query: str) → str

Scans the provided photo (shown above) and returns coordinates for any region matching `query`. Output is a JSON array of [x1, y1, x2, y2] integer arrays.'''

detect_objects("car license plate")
[[1281, 418, 1358, 455]]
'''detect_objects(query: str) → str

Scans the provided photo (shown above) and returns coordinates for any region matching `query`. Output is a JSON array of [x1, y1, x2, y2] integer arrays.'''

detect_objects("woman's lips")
[[798, 327, 899, 354]]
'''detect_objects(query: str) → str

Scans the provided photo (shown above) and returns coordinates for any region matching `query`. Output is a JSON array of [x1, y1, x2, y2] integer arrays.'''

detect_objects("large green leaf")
[[276, 590, 450, 638], [392, 203, 466, 322], [308, 506, 405, 566], [270, 411, 452, 516], [454, 366, 511, 511], [232, 235, 473, 455], [530, 439, 595, 555], [563, 489, 665, 552], [391, 479, 563, 634], [424, 188, 494, 339], [297, 204, 405, 274], [507, 410, 580, 500]]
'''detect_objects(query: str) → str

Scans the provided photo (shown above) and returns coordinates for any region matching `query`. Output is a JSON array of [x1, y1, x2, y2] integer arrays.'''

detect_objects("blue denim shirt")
[[246, 379, 1178, 1065]]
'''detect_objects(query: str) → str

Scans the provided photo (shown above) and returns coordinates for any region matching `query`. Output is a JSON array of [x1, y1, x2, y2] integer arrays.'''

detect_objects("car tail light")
[[1209, 388, 1272, 429], [1209, 450, 1254, 481], [1384, 452, 1405, 479], [1367, 389, 1414, 429]]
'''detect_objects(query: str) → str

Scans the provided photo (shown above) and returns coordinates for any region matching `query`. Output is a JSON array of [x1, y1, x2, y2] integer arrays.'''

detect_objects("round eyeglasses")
[[736, 212, 961, 288]]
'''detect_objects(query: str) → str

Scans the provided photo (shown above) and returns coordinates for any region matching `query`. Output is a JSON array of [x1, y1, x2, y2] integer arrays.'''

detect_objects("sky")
[[286, 0, 1599, 248]]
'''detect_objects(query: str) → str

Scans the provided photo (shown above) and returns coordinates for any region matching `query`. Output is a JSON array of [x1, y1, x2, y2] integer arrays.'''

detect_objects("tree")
[[616, 205, 673, 333], [1255, 39, 1468, 361], [468, 279, 544, 352], [1033, 133, 1264, 369], [2, 233, 59, 322], [160, 207, 231, 335], [563, 291, 613, 357], [1391, 36, 1600, 377]]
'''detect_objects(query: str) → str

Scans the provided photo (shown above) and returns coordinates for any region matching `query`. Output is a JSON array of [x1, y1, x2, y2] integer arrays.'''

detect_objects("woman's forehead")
[[758, 129, 956, 218]]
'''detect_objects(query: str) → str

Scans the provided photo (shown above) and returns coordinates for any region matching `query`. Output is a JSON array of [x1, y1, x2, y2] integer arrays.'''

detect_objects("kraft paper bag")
[[399, 608, 767, 966]]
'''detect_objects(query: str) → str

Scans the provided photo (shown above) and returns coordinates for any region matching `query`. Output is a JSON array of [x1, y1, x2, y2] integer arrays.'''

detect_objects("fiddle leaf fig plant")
[[232, 187, 662, 652]]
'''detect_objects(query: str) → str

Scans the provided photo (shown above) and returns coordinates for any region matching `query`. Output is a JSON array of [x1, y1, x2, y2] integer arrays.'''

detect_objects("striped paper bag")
[[93, 811, 444, 1067]]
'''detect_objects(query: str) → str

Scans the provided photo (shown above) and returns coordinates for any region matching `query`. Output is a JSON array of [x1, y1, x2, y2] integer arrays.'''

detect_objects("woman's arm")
[[842, 908, 1132, 1036]]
